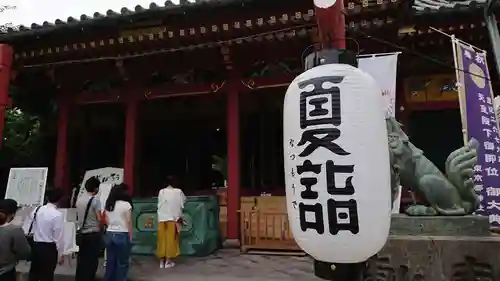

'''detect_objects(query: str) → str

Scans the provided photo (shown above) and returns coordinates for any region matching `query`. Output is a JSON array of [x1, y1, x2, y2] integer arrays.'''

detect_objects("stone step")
[[390, 214, 491, 236]]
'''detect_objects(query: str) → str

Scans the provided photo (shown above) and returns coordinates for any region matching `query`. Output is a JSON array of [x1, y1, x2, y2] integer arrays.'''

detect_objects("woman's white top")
[[106, 200, 132, 232], [157, 186, 186, 222]]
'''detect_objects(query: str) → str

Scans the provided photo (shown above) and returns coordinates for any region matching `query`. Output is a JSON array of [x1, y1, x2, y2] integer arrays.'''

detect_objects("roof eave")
[[0, 0, 243, 43]]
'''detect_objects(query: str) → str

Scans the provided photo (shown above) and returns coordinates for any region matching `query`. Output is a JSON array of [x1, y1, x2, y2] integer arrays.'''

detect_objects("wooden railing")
[[239, 210, 302, 252]]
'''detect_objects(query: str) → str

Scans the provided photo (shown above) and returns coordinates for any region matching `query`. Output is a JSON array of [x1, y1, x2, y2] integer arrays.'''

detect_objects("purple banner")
[[455, 41, 500, 225]]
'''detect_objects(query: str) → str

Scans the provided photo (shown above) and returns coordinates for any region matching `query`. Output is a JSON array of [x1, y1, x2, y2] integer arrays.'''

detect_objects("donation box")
[[131, 196, 221, 257]]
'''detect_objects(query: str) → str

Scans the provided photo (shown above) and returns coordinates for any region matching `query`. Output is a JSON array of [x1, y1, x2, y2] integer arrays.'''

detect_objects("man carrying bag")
[[25, 206, 41, 251], [27, 189, 65, 281], [75, 177, 103, 281]]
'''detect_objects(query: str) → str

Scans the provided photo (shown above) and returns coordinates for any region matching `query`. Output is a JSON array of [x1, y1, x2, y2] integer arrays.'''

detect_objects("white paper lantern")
[[283, 63, 391, 263], [313, 0, 337, 8]]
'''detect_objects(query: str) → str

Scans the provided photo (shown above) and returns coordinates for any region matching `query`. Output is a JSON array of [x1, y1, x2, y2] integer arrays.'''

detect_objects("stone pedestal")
[[389, 215, 490, 236], [364, 215, 500, 281]]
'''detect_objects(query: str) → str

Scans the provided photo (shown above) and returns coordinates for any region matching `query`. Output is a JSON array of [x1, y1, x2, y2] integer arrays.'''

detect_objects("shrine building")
[[0, 0, 495, 242]]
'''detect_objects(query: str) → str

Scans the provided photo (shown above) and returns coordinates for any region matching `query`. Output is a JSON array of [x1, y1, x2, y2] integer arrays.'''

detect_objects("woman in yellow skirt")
[[156, 176, 186, 268]]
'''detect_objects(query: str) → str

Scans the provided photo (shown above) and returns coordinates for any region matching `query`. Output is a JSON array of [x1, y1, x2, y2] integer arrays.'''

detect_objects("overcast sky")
[[1, 0, 183, 27]]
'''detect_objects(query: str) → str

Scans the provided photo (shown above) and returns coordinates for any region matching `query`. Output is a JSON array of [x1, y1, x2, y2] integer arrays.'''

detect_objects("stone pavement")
[[17, 249, 323, 281]]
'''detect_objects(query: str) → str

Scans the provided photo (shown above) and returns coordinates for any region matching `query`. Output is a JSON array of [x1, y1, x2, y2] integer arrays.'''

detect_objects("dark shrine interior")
[[68, 87, 286, 197], [66, 88, 463, 199], [407, 108, 464, 173]]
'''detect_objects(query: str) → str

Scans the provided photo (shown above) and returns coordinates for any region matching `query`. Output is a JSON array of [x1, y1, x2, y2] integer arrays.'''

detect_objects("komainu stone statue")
[[386, 117, 480, 216]]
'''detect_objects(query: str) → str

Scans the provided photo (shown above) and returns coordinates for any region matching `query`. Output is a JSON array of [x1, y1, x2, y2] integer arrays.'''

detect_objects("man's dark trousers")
[[75, 232, 102, 281], [28, 242, 58, 281]]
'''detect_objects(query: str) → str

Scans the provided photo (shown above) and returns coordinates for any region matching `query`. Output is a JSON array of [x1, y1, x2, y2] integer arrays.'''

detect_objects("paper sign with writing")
[[77, 167, 123, 201], [5, 167, 48, 206]]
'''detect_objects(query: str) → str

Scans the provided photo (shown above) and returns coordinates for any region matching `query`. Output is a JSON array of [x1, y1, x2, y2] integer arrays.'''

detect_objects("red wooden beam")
[[71, 74, 300, 104], [141, 82, 226, 100], [239, 73, 296, 91], [72, 82, 227, 104], [74, 90, 124, 104]]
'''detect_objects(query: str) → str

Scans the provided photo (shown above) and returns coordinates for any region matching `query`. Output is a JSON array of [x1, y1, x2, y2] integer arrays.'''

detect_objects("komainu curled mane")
[[386, 117, 480, 216]]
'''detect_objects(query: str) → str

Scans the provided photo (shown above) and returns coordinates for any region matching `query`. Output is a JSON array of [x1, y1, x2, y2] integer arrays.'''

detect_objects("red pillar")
[[226, 81, 240, 240], [54, 98, 70, 189], [314, 0, 346, 49], [0, 45, 13, 149], [123, 96, 138, 195]]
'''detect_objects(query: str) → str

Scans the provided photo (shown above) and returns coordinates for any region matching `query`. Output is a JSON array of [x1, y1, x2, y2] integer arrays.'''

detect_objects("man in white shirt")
[[156, 176, 186, 268], [28, 189, 64, 281]]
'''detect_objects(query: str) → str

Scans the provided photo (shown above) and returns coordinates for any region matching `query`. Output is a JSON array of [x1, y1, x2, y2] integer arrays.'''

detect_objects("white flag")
[[358, 54, 399, 118]]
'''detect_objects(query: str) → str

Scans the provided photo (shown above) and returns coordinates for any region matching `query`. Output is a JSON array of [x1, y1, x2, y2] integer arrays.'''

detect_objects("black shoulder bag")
[[26, 206, 41, 246], [76, 196, 95, 246], [25, 206, 41, 261]]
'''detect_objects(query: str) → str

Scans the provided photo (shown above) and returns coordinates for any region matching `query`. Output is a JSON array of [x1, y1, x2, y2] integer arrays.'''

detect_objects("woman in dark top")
[[0, 199, 31, 281]]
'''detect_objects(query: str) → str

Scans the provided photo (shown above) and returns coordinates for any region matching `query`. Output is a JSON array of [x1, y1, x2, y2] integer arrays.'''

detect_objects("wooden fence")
[[239, 209, 303, 254]]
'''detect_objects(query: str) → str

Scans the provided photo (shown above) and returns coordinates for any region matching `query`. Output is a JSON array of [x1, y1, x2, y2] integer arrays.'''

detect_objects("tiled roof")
[[412, 0, 488, 14], [0, 0, 241, 38]]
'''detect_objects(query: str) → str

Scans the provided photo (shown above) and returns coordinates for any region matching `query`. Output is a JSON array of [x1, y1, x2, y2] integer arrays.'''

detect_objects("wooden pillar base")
[[222, 238, 241, 249]]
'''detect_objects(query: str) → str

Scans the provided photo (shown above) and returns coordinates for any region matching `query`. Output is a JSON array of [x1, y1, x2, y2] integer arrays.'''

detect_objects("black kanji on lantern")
[[327, 198, 359, 235], [298, 76, 344, 129], [292, 73, 360, 237], [298, 128, 350, 157], [297, 160, 322, 199], [299, 202, 325, 234], [326, 160, 355, 195]]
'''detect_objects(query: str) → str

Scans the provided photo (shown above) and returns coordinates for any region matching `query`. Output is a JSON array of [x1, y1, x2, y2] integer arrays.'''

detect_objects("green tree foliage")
[[1, 107, 42, 165], [0, 5, 51, 167], [0, 83, 49, 167], [0, 5, 18, 33]]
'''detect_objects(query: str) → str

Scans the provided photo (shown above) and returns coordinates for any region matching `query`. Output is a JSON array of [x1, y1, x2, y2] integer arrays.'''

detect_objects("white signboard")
[[11, 206, 36, 227], [60, 208, 78, 222], [77, 167, 123, 201], [20, 207, 36, 234], [283, 64, 391, 263], [358, 53, 399, 118], [5, 167, 48, 206], [97, 183, 113, 208], [62, 222, 78, 255]]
